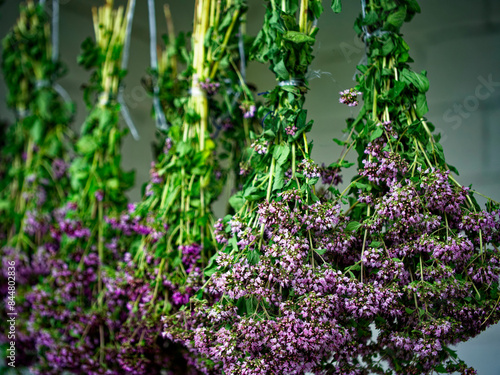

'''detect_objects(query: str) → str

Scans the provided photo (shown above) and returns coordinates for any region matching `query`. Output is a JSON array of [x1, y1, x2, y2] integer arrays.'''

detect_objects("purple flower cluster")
[[164, 189, 406, 373], [339, 88, 362, 107], [200, 78, 220, 95], [297, 158, 321, 179], [360, 141, 409, 186], [319, 163, 342, 186], [105, 211, 165, 240], [285, 125, 297, 136], [239, 102, 256, 119], [250, 140, 268, 155], [52, 158, 69, 179]]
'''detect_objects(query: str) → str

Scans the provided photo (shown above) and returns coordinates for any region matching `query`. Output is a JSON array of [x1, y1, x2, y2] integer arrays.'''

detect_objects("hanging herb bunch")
[[101, 0, 253, 373], [162, 1, 399, 374], [333, 0, 500, 373], [27, 1, 136, 373], [0, 0, 74, 369]]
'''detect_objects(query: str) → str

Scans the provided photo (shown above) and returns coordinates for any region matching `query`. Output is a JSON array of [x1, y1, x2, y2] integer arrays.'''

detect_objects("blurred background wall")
[[0, 0, 499, 373]]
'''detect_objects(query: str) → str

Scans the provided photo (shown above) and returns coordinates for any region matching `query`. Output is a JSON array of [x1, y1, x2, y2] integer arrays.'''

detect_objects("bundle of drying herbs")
[[332, 0, 500, 373], [101, 0, 260, 372], [27, 1, 135, 373], [0, 0, 74, 369], [0, 0, 498, 374]]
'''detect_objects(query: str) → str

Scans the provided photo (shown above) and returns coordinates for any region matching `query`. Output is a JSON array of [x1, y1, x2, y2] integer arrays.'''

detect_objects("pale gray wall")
[[1, 0, 499, 373]]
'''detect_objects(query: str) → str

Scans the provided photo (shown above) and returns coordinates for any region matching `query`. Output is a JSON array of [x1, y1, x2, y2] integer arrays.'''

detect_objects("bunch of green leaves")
[[337, 0, 456, 220], [170, 0, 328, 343], [29, 1, 135, 371], [0, 0, 74, 370], [127, 0, 250, 309], [225, 0, 325, 223], [101, 3, 252, 371], [0, 0, 74, 238]]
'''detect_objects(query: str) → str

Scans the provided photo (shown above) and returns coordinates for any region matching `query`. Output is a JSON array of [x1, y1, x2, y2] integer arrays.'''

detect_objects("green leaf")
[[363, 11, 378, 25], [381, 37, 395, 56], [36, 90, 52, 119], [245, 298, 258, 315], [370, 126, 384, 141], [283, 31, 315, 44], [332, 138, 347, 146], [273, 144, 290, 166], [0, 200, 11, 211], [106, 178, 119, 190], [385, 6, 407, 29], [272, 165, 285, 191], [204, 253, 219, 277], [401, 69, 429, 92], [415, 93, 429, 117], [443, 345, 458, 359], [76, 135, 98, 154], [405, 307, 415, 314], [331, 0, 342, 13], [29, 118, 44, 144], [389, 80, 406, 99], [315, 249, 327, 255], [346, 221, 361, 232], [229, 192, 245, 211], [434, 364, 447, 373], [247, 250, 260, 265], [244, 186, 266, 201], [381, 0, 397, 10], [405, 0, 421, 13], [273, 59, 289, 80]]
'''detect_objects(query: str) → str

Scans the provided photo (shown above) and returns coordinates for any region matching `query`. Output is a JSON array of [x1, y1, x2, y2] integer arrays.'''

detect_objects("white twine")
[[121, 0, 135, 71], [118, 0, 140, 140], [118, 87, 140, 140], [53, 82, 72, 105], [148, 0, 168, 131]]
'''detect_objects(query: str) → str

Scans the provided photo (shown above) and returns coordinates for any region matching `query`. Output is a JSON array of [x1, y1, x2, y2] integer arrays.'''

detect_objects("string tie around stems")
[[15, 108, 32, 119], [35, 79, 50, 89], [360, 0, 394, 42], [188, 87, 206, 98], [278, 78, 306, 87], [98, 92, 111, 107], [37, 1, 74, 114]]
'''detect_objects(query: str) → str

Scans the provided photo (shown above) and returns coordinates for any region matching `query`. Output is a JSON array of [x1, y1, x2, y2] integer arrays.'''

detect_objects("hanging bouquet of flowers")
[[0, 0, 498, 374]]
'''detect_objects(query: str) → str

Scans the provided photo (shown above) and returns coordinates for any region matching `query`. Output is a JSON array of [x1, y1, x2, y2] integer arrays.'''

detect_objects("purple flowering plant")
[[26, 1, 135, 373], [0, 1, 74, 369], [161, 1, 377, 374], [0, 0, 498, 374], [326, 0, 500, 373], [98, 0, 254, 372], [163, 0, 500, 374]]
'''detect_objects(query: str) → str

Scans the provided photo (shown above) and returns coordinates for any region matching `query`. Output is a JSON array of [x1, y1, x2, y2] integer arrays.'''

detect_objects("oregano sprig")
[[334, 1, 500, 373]]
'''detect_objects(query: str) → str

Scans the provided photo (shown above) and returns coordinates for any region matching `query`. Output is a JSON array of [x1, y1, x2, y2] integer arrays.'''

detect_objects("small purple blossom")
[[339, 88, 362, 107]]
